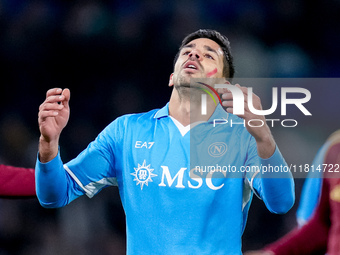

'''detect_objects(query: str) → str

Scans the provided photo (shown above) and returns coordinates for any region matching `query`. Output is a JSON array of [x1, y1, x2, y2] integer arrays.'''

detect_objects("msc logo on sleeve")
[[208, 142, 227, 157]]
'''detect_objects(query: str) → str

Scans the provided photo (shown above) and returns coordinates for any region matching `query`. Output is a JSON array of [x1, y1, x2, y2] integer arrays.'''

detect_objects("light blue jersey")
[[36, 103, 294, 255]]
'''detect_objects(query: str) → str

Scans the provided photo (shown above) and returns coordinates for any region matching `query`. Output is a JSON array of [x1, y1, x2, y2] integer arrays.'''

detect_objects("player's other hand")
[[39, 88, 70, 142], [38, 88, 70, 162]]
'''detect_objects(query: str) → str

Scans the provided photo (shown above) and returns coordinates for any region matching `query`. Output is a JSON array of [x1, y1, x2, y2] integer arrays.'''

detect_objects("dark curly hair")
[[173, 29, 235, 79]]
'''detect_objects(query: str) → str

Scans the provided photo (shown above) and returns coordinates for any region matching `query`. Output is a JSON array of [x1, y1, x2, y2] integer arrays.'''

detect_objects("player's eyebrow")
[[204, 45, 218, 56], [182, 43, 219, 56], [182, 43, 195, 49]]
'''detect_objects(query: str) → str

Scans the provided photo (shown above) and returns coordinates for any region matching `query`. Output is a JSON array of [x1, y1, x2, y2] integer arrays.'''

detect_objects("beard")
[[173, 73, 206, 103], [173, 72, 227, 107]]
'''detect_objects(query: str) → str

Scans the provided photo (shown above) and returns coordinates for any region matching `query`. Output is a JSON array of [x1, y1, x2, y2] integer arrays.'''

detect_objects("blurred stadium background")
[[0, 0, 339, 254]]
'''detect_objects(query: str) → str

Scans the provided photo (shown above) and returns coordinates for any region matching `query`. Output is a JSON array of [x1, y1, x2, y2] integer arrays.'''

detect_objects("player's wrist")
[[39, 135, 59, 163], [256, 134, 276, 159]]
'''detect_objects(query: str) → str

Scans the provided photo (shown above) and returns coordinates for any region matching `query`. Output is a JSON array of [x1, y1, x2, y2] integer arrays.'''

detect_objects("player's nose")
[[189, 49, 202, 60]]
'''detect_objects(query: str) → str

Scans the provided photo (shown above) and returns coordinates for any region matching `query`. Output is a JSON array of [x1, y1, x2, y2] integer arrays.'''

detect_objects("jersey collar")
[[154, 103, 170, 119], [153, 102, 228, 122]]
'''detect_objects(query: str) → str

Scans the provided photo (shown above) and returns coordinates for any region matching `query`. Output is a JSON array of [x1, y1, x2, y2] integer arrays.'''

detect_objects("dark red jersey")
[[265, 141, 340, 255], [0, 165, 35, 197]]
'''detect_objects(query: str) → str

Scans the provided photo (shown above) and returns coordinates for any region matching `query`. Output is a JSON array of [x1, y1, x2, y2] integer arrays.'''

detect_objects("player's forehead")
[[182, 38, 224, 56]]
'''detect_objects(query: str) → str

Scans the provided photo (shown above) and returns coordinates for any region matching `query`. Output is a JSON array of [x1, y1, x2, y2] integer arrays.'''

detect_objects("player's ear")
[[169, 73, 174, 87]]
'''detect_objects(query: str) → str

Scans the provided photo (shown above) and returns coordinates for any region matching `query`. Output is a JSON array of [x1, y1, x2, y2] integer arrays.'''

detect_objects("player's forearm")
[[35, 151, 69, 208], [260, 177, 295, 214], [257, 147, 295, 214], [254, 125, 276, 159], [39, 135, 59, 163]]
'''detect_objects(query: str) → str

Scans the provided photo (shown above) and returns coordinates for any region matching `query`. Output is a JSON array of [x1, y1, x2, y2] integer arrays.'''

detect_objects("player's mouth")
[[183, 61, 200, 73]]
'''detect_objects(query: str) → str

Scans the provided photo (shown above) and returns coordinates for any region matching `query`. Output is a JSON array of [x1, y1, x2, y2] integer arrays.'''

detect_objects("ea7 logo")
[[135, 141, 155, 149]]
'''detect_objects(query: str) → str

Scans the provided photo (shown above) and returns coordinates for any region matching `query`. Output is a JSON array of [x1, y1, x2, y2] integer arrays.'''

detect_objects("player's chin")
[[181, 73, 206, 84], [176, 76, 191, 86], [174, 83, 191, 90]]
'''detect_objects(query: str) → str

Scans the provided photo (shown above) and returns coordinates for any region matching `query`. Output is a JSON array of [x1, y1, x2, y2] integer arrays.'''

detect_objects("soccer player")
[[245, 130, 340, 255], [36, 29, 295, 254], [295, 132, 339, 227], [0, 164, 35, 197]]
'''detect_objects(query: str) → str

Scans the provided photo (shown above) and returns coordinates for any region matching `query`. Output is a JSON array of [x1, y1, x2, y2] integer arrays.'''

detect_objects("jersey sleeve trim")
[[63, 164, 118, 198], [243, 178, 253, 210], [249, 170, 261, 199]]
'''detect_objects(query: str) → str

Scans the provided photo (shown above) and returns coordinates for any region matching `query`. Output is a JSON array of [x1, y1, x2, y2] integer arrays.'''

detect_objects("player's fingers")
[[216, 81, 231, 94], [46, 88, 62, 97], [235, 84, 248, 95], [226, 107, 245, 119], [38, 109, 59, 121], [221, 92, 233, 100], [244, 92, 262, 112], [44, 88, 70, 107], [39, 102, 64, 116], [39, 96, 65, 110], [222, 100, 232, 108], [43, 94, 66, 105], [61, 88, 71, 108], [226, 107, 233, 114], [216, 88, 228, 94], [221, 92, 247, 104], [39, 102, 64, 112]]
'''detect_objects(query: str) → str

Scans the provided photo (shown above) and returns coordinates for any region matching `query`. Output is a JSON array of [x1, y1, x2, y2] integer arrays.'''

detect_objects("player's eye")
[[205, 54, 214, 60], [183, 51, 190, 55]]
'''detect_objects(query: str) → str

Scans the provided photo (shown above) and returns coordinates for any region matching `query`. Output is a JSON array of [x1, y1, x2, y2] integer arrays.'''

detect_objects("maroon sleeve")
[[263, 178, 330, 255], [261, 136, 340, 255], [0, 164, 36, 197], [263, 142, 340, 255]]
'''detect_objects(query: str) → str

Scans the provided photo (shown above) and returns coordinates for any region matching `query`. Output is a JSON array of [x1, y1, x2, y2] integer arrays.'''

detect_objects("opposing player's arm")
[[0, 165, 35, 197], [247, 134, 340, 255]]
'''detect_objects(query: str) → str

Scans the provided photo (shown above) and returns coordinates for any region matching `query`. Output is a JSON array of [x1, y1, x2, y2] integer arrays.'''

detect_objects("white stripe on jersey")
[[64, 164, 117, 198]]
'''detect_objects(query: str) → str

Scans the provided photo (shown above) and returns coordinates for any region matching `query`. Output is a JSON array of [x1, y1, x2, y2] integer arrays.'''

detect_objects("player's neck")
[[169, 88, 214, 127]]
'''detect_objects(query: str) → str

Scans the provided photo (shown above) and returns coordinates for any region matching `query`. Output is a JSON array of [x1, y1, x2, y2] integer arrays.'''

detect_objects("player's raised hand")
[[217, 84, 275, 158], [38, 88, 70, 162]]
